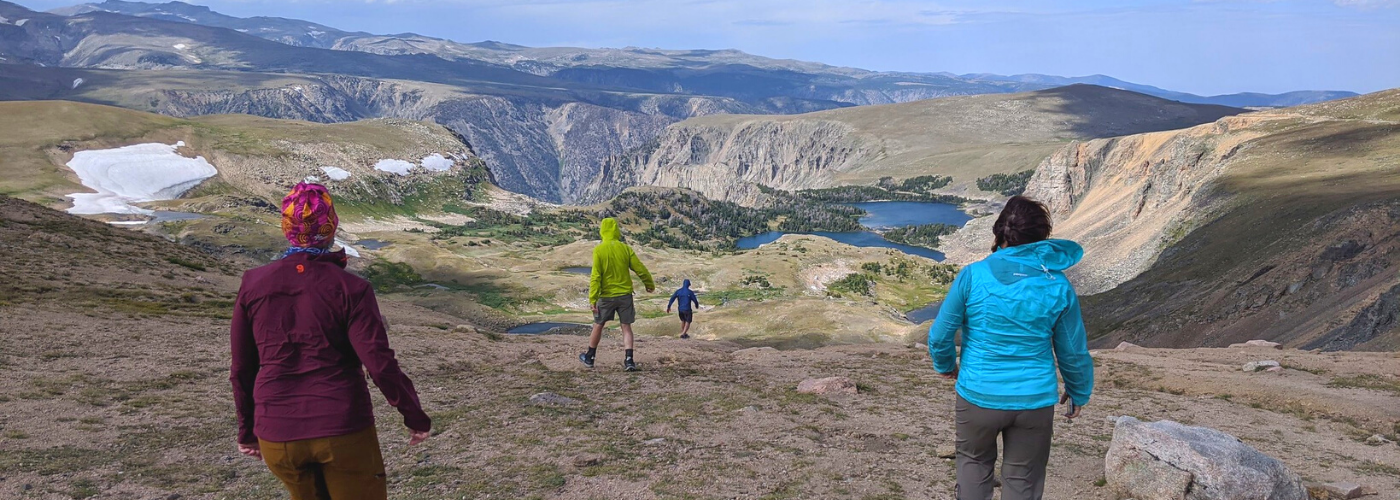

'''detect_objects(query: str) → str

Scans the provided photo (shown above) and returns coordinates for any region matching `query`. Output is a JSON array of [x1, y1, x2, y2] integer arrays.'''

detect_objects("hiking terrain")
[[2, 195, 1398, 499]]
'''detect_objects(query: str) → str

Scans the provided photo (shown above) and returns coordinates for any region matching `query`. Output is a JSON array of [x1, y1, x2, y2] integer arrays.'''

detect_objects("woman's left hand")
[[937, 368, 958, 380]]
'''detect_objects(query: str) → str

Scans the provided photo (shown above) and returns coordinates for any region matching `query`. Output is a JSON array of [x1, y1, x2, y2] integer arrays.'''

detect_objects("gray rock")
[[1105, 416, 1309, 500], [1307, 482, 1378, 499], [1242, 360, 1281, 372], [528, 392, 578, 406], [1228, 340, 1282, 349], [796, 376, 858, 395], [936, 444, 957, 459], [1116, 341, 1143, 351], [1364, 434, 1392, 446], [643, 438, 666, 446]]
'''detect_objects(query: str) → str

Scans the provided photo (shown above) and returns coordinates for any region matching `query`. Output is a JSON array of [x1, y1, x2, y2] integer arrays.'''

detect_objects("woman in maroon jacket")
[[231, 183, 430, 500]]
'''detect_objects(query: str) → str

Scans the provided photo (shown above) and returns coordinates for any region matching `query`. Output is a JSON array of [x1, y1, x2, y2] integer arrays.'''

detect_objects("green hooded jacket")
[[589, 218, 654, 304]]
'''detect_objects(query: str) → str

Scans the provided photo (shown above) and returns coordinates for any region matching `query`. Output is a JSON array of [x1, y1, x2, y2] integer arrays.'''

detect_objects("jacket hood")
[[993, 239, 1083, 271], [682, 279, 691, 289], [600, 217, 621, 241]]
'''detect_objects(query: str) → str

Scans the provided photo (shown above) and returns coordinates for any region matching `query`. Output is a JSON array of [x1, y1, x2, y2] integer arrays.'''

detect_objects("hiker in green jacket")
[[579, 218, 655, 371]]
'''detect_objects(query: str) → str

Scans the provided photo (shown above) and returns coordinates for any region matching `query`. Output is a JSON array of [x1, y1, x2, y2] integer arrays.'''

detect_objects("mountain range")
[[0, 0, 1360, 203]]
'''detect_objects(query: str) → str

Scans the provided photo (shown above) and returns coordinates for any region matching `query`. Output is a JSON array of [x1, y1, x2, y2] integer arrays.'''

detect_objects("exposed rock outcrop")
[[1105, 416, 1309, 500]]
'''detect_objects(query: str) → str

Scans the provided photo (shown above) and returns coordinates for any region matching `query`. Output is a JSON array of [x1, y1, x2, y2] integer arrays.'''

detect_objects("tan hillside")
[[943, 88, 1400, 351], [3, 196, 1399, 499], [580, 85, 1242, 205]]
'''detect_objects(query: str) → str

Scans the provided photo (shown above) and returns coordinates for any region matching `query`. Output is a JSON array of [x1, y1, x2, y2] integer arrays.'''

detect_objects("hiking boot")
[[624, 359, 638, 372], [680, 333, 690, 339], [578, 353, 595, 368]]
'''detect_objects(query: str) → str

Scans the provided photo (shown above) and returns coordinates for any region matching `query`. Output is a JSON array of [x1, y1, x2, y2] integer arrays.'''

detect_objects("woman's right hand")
[[937, 368, 958, 380], [1060, 394, 1082, 419]]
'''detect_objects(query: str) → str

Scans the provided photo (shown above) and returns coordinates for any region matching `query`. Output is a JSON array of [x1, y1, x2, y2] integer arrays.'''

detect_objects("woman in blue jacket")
[[928, 195, 1094, 500]]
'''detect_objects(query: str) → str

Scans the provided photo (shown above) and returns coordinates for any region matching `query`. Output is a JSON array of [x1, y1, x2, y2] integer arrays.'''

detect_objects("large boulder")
[[1105, 416, 1309, 500]]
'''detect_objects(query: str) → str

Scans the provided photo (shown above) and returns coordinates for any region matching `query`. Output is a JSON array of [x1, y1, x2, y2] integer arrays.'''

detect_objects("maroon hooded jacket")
[[230, 251, 431, 444]]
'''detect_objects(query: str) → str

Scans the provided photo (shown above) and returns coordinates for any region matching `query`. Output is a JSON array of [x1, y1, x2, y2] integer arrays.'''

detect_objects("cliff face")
[[580, 119, 870, 205], [582, 86, 1245, 206], [943, 90, 1400, 351]]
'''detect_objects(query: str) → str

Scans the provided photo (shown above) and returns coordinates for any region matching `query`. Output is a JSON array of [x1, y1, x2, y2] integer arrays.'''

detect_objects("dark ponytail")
[[992, 195, 1052, 252]]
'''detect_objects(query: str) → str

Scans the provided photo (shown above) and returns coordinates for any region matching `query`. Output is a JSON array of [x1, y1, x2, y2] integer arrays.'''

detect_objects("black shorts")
[[678, 311, 693, 323], [594, 294, 635, 324]]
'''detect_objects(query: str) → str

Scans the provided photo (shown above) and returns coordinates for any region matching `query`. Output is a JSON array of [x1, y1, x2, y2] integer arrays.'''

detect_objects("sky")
[[14, 0, 1400, 95]]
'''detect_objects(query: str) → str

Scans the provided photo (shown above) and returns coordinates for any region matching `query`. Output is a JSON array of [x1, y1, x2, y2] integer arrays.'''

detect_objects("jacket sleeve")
[[588, 248, 603, 305], [690, 292, 700, 309], [1053, 292, 1095, 406], [347, 283, 432, 433], [667, 292, 678, 309], [928, 267, 970, 374], [229, 281, 260, 445], [629, 248, 655, 291]]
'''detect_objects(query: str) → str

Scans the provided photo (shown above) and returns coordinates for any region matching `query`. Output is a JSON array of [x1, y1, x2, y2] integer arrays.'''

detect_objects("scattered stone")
[[936, 444, 957, 459], [1105, 416, 1309, 500], [736, 406, 759, 413], [643, 438, 666, 446], [1228, 340, 1282, 349], [796, 376, 858, 395], [1307, 482, 1378, 499], [528, 392, 578, 406], [571, 455, 602, 468], [1243, 360, 1281, 372], [1364, 434, 1392, 446], [1115, 342, 1142, 351], [1265, 366, 1284, 373], [734, 347, 778, 356]]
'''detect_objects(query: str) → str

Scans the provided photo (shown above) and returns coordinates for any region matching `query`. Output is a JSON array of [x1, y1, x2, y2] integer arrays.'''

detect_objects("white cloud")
[[1334, 0, 1400, 8]]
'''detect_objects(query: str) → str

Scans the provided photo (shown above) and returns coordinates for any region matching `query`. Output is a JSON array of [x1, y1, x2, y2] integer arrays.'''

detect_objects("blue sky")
[[17, 0, 1400, 95]]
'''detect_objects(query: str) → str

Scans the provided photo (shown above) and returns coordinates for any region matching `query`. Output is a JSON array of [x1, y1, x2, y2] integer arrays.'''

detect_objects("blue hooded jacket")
[[929, 239, 1094, 410], [668, 279, 700, 313]]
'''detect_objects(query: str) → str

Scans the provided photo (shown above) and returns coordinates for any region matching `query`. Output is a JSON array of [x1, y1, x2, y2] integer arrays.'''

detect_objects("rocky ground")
[[2, 292, 1398, 499], [2, 195, 1398, 500]]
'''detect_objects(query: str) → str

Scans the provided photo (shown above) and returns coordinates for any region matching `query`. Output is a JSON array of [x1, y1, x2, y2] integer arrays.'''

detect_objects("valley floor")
[[1, 299, 1397, 500]]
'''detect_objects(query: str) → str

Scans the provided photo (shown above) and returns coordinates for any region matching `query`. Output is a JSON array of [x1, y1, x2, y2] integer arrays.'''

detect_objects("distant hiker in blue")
[[666, 279, 700, 339], [928, 195, 1095, 500]]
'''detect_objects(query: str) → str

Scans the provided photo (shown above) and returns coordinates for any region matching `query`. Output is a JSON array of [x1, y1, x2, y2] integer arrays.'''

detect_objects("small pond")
[[905, 302, 943, 324], [358, 239, 392, 250], [561, 267, 591, 275], [734, 201, 972, 261], [507, 322, 589, 335]]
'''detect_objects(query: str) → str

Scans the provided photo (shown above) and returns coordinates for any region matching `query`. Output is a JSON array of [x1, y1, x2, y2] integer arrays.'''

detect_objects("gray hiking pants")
[[955, 395, 1054, 500]]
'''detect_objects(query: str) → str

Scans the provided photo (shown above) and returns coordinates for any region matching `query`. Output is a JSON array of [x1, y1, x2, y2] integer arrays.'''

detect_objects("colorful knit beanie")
[[281, 182, 339, 249]]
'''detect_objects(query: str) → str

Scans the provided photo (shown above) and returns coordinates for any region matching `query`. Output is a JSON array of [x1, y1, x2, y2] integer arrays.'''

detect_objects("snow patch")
[[64, 143, 218, 215], [173, 43, 188, 50], [374, 159, 415, 176], [16, 19, 29, 26], [308, 30, 325, 36], [320, 166, 352, 181], [336, 239, 361, 258], [236, 28, 249, 33], [0, 16, 9, 24], [71, 78, 84, 89], [420, 154, 454, 172], [108, 220, 150, 226]]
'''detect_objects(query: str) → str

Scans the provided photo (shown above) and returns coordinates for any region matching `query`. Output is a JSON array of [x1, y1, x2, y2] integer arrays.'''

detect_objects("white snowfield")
[[65, 142, 218, 215], [71, 78, 84, 89], [320, 166, 352, 181], [373, 159, 415, 176], [421, 154, 454, 172]]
